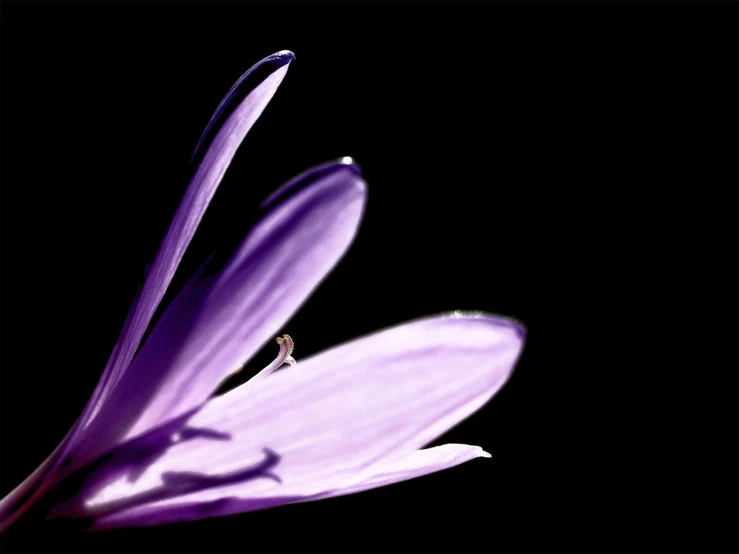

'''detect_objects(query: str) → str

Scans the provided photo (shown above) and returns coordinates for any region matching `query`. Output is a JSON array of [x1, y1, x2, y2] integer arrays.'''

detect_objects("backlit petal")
[[71, 161, 366, 466], [74, 314, 524, 526]]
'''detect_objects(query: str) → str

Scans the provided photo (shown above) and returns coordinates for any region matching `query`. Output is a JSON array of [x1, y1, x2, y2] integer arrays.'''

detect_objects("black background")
[[1, 1, 737, 553]]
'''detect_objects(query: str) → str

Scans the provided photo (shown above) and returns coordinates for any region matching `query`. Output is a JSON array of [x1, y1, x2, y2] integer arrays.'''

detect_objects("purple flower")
[[0, 50, 526, 533]]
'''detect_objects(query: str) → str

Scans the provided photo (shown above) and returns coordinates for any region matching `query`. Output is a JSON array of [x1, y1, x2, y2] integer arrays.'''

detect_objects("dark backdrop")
[[1, 1, 736, 553]]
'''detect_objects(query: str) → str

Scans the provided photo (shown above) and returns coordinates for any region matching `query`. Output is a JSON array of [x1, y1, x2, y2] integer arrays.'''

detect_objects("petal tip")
[[480, 450, 492, 459], [483, 313, 527, 342], [272, 50, 296, 66], [262, 158, 365, 210], [511, 320, 527, 340]]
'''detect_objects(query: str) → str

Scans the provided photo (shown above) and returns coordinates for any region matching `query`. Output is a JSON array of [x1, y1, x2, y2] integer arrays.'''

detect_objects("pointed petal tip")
[[188, 50, 295, 166], [261, 157, 365, 210], [270, 50, 296, 67], [480, 450, 492, 459]]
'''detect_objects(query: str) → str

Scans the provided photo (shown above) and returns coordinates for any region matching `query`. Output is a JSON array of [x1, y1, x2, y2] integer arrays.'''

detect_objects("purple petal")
[[75, 314, 524, 526], [71, 160, 366, 466], [80, 50, 295, 431], [0, 51, 294, 529]]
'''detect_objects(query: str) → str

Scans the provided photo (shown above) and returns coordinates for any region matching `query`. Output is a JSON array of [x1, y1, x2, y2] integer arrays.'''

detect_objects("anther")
[[276, 335, 296, 366]]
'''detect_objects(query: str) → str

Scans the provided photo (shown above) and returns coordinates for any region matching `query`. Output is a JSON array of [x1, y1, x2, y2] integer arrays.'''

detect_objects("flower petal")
[[80, 50, 295, 432], [71, 160, 366, 466], [91, 444, 488, 529], [0, 51, 294, 530], [73, 314, 524, 524]]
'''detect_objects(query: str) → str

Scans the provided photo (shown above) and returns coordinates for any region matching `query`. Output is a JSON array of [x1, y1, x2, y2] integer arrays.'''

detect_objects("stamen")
[[252, 334, 297, 380]]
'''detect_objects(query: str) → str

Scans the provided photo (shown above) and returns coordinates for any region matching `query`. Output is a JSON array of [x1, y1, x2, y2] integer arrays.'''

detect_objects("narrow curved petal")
[[72, 314, 524, 525], [80, 51, 296, 432], [71, 161, 366, 466], [0, 51, 295, 529], [91, 444, 488, 529]]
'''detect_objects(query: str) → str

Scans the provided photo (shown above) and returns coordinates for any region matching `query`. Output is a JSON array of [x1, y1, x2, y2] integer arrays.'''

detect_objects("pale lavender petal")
[[70, 160, 366, 466], [91, 445, 488, 529], [0, 51, 295, 529], [72, 314, 524, 525]]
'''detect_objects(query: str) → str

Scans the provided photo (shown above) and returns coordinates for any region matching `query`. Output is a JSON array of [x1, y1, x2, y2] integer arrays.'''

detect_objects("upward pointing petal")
[[1, 52, 295, 530], [73, 52, 294, 440], [92, 51, 295, 414], [70, 161, 366, 466]]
